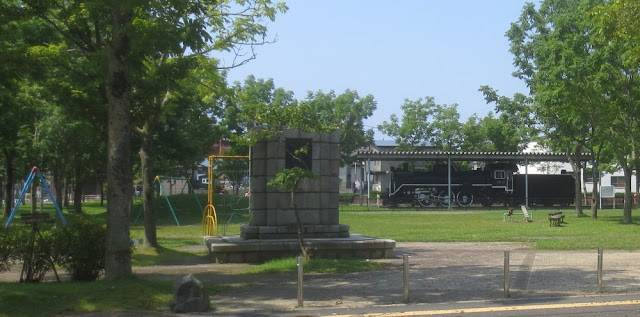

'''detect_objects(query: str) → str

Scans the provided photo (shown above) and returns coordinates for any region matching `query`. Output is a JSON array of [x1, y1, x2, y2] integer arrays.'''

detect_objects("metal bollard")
[[297, 256, 304, 307], [504, 250, 510, 298], [403, 254, 410, 302], [597, 248, 603, 293]]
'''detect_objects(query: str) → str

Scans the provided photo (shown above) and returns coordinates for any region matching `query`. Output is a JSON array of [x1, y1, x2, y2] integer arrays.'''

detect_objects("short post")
[[297, 256, 304, 307], [597, 248, 603, 293], [504, 250, 510, 298], [403, 254, 410, 302]]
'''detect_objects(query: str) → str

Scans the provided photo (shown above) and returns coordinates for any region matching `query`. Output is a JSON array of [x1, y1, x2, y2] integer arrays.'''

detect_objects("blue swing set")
[[4, 166, 67, 228]]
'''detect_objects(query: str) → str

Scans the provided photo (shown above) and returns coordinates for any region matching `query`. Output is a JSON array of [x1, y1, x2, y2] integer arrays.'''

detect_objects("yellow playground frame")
[[202, 155, 249, 236]]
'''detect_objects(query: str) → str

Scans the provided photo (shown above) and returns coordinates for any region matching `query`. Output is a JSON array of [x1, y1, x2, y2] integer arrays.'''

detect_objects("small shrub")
[[2, 224, 56, 282], [54, 216, 106, 281], [0, 226, 25, 273]]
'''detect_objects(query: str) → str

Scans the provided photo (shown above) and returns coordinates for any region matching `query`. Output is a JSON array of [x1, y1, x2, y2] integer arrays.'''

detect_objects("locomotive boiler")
[[385, 162, 575, 207]]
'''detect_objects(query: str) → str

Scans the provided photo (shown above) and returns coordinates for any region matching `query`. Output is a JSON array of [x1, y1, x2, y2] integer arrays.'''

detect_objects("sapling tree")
[[267, 166, 314, 259]]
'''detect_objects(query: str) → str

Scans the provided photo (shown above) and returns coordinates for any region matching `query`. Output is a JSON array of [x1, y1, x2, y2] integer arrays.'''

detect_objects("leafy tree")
[[593, 0, 640, 221], [507, 0, 612, 217], [0, 2, 51, 217], [430, 103, 461, 151], [15, 0, 287, 277], [132, 56, 227, 247], [478, 86, 536, 152], [377, 97, 439, 151], [302, 90, 376, 165], [228, 75, 298, 141]]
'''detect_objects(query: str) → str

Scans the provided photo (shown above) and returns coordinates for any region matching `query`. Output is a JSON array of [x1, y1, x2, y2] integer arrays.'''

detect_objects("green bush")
[[54, 216, 107, 281], [0, 226, 25, 273], [1, 224, 56, 282]]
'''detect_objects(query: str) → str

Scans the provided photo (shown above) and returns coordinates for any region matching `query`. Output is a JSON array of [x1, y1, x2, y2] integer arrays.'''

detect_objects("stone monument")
[[240, 129, 349, 239], [205, 129, 395, 262]]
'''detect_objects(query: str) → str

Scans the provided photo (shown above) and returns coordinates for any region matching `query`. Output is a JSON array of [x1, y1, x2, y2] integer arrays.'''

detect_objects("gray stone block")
[[252, 142, 266, 159], [298, 178, 320, 192], [329, 131, 340, 144], [329, 143, 340, 158], [251, 193, 266, 210], [252, 177, 266, 193], [319, 159, 329, 176], [266, 159, 283, 177], [279, 192, 293, 208], [240, 225, 258, 234], [327, 211, 339, 225], [318, 143, 329, 160], [267, 209, 279, 226], [312, 142, 321, 160], [298, 193, 320, 209], [328, 177, 339, 193], [298, 210, 320, 225], [329, 159, 340, 177], [251, 158, 266, 176], [258, 226, 278, 234], [276, 209, 296, 226], [249, 209, 266, 226], [266, 141, 285, 159]]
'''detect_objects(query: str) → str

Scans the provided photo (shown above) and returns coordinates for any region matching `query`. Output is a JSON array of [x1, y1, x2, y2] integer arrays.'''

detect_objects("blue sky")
[[222, 0, 536, 139]]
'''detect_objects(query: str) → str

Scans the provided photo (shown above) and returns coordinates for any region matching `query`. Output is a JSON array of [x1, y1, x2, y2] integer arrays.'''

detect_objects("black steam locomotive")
[[385, 162, 575, 207]]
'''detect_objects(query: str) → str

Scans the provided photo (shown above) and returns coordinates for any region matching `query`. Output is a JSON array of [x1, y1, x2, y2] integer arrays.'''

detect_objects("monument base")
[[204, 234, 396, 263], [239, 224, 350, 239]]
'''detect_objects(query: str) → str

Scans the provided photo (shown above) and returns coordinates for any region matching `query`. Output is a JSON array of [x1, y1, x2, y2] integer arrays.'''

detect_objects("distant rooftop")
[[374, 140, 398, 147]]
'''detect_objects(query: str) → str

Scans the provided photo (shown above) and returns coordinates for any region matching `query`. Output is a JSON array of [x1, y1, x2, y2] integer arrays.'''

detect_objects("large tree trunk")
[[105, 2, 134, 280], [139, 122, 158, 247], [53, 169, 63, 208], [3, 149, 14, 217], [63, 182, 70, 208], [623, 165, 633, 223], [100, 180, 105, 207], [590, 162, 599, 219], [73, 174, 84, 214], [569, 153, 584, 217]]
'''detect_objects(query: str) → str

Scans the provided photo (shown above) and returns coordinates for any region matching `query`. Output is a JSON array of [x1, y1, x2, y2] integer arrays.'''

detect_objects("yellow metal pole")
[[201, 155, 250, 236]]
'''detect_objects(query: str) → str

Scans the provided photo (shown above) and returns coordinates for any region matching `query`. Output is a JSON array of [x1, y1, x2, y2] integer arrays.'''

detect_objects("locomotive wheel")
[[416, 192, 433, 207], [456, 191, 474, 207], [437, 190, 454, 207]]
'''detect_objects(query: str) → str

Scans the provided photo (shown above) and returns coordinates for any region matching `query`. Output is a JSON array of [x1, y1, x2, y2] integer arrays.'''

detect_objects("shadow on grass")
[[133, 245, 209, 266]]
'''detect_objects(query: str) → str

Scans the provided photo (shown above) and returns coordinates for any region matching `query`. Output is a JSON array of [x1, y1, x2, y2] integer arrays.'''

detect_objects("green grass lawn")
[[1, 196, 639, 316], [343, 208, 640, 249]]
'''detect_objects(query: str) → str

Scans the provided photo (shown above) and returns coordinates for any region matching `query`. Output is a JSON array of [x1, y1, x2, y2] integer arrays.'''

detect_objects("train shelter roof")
[[354, 151, 592, 162]]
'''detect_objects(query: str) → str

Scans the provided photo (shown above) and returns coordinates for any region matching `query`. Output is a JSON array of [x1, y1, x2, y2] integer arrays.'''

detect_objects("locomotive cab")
[[486, 163, 517, 193]]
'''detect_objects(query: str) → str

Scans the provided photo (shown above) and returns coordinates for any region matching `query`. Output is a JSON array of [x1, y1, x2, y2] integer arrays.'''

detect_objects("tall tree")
[[507, 0, 610, 217], [0, 2, 51, 216], [133, 57, 228, 247], [593, 0, 640, 222], [17, 0, 287, 277]]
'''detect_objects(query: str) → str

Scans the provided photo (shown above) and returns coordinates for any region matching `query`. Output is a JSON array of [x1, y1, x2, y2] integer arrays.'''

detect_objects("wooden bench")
[[503, 206, 533, 222]]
